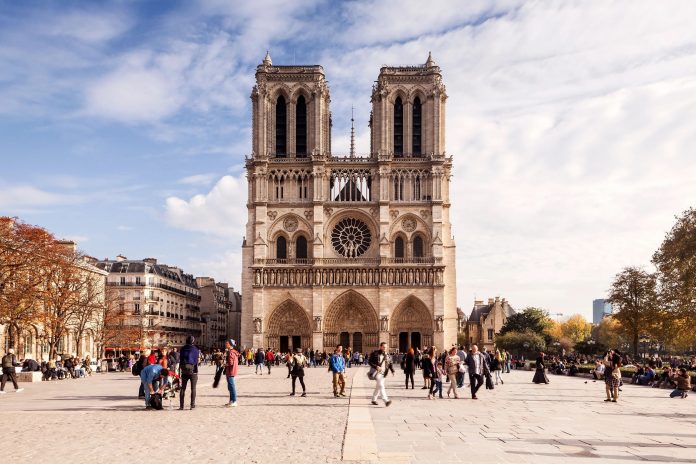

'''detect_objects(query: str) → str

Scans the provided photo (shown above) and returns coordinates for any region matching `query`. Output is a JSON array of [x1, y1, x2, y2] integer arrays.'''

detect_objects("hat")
[[228, 339, 236, 347]]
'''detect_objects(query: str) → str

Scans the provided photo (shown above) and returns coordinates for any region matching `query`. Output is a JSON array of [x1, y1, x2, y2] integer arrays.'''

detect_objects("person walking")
[[403, 347, 416, 389], [168, 348, 179, 373], [492, 350, 504, 385], [224, 339, 240, 407], [532, 352, 550, 384], [179, 335, 200, 410], [0, 348, 23, 394], [465, 344, 487, 399], [289, 347, 308, 397], [254, 348, 265, 375], [368, 342, 394, 407], [422, 348, 436, 399], [265, 348, 274, 375], [445, 347, 461, 399], [456, 345, 467, 388], [329, 345, 346, 398]]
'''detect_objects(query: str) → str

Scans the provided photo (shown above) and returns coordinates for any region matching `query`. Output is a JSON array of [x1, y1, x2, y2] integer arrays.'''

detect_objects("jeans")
[[255, 363, 263, 374], [670, 389, 687, 398], [494, 370, 503, 384], [456, 372, 464, 388], [226, 376, 237, 403], [372, 373, 389, 403], [469, 373, 484, 397], [180, 372, 197, 408], [432, 380, 443, 397]]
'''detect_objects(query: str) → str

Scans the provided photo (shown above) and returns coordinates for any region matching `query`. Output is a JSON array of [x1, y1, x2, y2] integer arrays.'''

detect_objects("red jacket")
[[147, 354, 157, 365], [225, 349, 239, 377], [266, 350, 274, 362]]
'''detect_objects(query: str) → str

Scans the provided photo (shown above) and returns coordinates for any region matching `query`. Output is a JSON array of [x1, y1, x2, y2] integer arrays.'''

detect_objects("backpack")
[[2, 354, 14, 368], [132, 359, 143, 377], [149, 393, 163, 410]]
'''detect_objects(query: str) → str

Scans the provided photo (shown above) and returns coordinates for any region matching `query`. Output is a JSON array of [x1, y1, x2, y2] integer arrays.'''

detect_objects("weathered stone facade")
[[241, 53, 457, 353], [466, 297, 516, 352]]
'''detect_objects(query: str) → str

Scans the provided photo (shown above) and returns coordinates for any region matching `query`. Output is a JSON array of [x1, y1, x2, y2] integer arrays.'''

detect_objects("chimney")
[[56, 240, 77, 254], [143, 258, 157, 265], [116, 254, 127, 262], [487, 298, 494, 305], [474, 299, 483, 305]]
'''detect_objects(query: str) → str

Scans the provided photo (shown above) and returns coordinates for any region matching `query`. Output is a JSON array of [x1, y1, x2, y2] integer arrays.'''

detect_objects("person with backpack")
[[179, 335, 200, 410], [329, 344, 346, 398], [254, 348, 265, 375], [140, 363, 169, 409], [289, 347, 308, 397], [368, 342, 394, 407], [265, 348, 274, 375], [1, 348, 23, 394]]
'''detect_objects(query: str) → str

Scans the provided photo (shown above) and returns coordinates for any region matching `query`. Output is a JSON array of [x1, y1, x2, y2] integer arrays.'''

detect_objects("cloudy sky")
[[2, 0, 695, 321]]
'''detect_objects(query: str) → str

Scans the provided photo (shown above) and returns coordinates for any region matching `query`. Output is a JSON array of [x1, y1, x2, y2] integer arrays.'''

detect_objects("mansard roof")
[[468, 300, 515, 322]]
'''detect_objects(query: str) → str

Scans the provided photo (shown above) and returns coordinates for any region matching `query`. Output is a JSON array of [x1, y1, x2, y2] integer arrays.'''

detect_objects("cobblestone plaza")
[[2, 366, 694, 463]]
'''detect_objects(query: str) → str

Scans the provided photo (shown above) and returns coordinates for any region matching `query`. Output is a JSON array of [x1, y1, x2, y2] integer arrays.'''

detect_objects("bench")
[[17, 371, 43, 383]]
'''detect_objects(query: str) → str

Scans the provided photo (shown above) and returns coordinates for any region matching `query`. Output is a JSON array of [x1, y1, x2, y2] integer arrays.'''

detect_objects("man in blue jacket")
[[179, 335, 200, 410], [140, 364, 169, 409], [329, 344, 346, 398]]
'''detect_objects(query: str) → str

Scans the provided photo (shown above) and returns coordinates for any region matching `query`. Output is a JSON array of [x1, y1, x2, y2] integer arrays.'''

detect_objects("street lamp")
[[552, 313, 564, 322]]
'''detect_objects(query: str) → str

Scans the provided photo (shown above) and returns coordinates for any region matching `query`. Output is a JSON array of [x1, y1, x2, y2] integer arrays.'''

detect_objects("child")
[[430, 361, 445, 399]]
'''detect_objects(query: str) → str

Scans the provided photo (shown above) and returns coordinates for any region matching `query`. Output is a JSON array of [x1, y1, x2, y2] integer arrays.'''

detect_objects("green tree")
[[608, 267, 659, 357], [560, 314, 591, 344], [494, 330, 546, 355], [652, 207, 696, 349], [499, 307, 553, 335]]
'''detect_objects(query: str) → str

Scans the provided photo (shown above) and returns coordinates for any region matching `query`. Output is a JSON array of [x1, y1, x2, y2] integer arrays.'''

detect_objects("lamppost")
[[639, 336, 649, 360], [552, 313, 564, 323]]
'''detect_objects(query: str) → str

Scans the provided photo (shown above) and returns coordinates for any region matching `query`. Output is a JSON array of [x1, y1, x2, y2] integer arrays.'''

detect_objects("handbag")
[[367, 367, 377, 380], [458, 363, 467, 374]]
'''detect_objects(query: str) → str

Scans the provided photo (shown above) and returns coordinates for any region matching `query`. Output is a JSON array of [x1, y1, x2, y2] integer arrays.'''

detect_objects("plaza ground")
[[1, 364, 695, 463]]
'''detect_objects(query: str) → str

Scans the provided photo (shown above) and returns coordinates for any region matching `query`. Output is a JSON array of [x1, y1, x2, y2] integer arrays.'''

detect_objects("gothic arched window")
[[395, 236, 405, 259], [394, 97, 404, 156], [412, 97, 422, 155], [276, 95, 287, 156], [296, 95, 307, 156], [413, 236, 424, 258], [296, 235, 308, 260], [276, 236, 287, 260]]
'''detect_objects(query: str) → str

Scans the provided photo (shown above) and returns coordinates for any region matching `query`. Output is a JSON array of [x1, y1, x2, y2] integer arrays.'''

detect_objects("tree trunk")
[[633, 332, 639, 358], [49, 341, 57, 360]]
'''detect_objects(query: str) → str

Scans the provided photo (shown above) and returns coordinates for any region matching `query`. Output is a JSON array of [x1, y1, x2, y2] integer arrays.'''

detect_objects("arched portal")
[[324, 290, 379, 354], [266, 300, 312, 352], [390, 296, 433, 352]]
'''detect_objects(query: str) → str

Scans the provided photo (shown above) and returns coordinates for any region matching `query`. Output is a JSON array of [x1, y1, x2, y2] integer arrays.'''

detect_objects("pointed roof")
[[425, 51, 435, 67], [262, 51, 272, 66]]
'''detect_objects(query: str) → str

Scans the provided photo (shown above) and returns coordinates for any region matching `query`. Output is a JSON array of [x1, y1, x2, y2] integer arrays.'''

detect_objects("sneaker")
[[15, 388, 24, 393], [339, 392, 346, 397], [604, 399, 612, 402], [371, 400, 378, 405], [385, 400, 392, 407], [301, 392, 306, 397], [611, 399, 617, 402], [231, 402, 238, 407]]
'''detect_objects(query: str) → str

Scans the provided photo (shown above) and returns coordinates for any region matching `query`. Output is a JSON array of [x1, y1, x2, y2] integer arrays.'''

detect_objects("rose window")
[[331, 218, 371, 258]]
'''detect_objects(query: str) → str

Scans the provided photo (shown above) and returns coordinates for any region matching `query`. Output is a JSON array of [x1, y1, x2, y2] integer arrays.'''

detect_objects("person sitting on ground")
[[653, 367, 675, 389], [568, 361, 579, 376], [592, 361, 605, 380], [635, 365, 655, 385], [669, 368, 691, 399]]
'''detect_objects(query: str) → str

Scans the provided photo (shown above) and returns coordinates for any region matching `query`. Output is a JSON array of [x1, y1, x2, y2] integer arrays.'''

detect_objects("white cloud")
[[165, 175, 247, 240], [117, 225, 133, 231], [48, 10, 133, 43], [0, 184, 83, 211], [178, 173, 217, 186]]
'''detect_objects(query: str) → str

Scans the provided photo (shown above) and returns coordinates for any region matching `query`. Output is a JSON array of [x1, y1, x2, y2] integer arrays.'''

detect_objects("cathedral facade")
[[240, 53, 457, 353]]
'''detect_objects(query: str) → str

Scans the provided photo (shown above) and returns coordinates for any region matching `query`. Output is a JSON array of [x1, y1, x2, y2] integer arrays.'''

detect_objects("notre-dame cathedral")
[[241, 52, 457, 353]]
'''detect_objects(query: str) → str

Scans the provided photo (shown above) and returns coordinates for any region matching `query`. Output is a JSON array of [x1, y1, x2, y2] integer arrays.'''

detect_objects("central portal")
[[324, 290, 379, 354]]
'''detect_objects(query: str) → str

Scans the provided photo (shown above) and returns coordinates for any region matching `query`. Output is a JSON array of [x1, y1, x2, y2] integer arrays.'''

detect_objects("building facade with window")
[[197, 277, 241, 350], [95, 256, 202, 350], [592, 298, 613, 324], [466, 297, 515, 352], [241, 52, 457, 354]]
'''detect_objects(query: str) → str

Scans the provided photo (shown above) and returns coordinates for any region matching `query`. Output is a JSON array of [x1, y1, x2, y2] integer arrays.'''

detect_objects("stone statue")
[[435, 316, 443, 332], [314, 316, 322, 332], [380, 315, 389, 332], [253, 317, 262, 334]]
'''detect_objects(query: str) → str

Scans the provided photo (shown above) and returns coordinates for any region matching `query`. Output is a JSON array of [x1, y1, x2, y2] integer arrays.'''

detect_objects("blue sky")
[[2, 0, 696, 321]]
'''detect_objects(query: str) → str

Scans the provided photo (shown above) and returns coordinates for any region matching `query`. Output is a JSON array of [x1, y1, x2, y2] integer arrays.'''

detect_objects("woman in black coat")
[[403, 348, 416, 389], [532, 351, 549, 384], [421, 347, 435, 392]]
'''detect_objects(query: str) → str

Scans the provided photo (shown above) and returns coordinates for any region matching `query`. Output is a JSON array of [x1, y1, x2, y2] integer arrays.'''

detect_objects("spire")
[[262, 50, 272, 66], [425, 51, 435, 67], [350, 106, 355, 158]]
